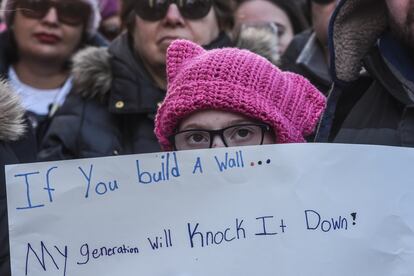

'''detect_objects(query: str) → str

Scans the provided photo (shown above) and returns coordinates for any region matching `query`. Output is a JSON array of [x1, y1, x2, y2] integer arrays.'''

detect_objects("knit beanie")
[[1, 0, 101, 38], [99, 0, 119, 20], [155, 39, 326, 151]]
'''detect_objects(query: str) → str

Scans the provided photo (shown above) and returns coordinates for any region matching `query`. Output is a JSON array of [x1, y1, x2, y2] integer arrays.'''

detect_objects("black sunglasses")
[[170, 123, 271, 150], [134, 0, 212, 21], [17, 0, 91, 26]]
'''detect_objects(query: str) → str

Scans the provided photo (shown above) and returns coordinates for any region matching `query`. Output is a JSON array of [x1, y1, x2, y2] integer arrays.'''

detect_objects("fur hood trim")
[[330, 0, 388, 84], [0, 80, 25, 141], [235, 24, 280, 65], [71, 46, 112, 100]]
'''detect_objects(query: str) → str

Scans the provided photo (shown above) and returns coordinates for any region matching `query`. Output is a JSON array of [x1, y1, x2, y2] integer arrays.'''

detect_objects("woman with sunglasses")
[[155, 40, 326, 151], [0, 2, 104, 275], [39, 0, 234, 160], [0, 0, 105, 144]]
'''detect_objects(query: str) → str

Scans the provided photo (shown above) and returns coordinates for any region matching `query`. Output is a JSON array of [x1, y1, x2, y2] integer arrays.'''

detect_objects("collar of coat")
[[296, 32, 331, 86], [329, 0, 388, 85]]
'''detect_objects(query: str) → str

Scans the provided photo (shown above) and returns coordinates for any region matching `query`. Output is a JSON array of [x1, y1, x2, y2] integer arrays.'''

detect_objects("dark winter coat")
[[38, 33, 233, 161], [0, 30, 107, 146], [0, 81, 36, 276], [316, 0, 414, 147], [281, 29, 332, 95]]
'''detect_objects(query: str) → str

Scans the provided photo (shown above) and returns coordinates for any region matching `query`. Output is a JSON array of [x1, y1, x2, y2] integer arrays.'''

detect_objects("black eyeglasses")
[[17, 0, 91, 26], [170, 124, 271, 150], [134, 0, 212, 21]]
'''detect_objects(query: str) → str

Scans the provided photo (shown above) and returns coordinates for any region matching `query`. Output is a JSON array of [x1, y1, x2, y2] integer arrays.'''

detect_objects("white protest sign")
[[5, 144, 414, 276]]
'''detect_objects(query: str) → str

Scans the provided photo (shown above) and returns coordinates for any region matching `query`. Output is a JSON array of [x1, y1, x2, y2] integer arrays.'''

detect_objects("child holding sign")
[[155, 40, 326, 150]]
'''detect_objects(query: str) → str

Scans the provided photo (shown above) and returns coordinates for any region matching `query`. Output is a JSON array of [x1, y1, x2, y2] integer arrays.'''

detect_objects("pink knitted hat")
[[155, 40, 326, 151]]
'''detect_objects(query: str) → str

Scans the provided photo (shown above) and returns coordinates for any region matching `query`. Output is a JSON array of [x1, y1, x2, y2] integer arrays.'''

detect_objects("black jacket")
[[281, 29, 332, 95], [0, 81, 36, 276], [39, 33, 233, 160], [0, 144, 19, 276], [316, 0, 414, 147]]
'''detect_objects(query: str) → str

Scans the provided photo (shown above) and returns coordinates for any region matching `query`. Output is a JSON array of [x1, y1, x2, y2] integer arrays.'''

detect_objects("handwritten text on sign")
[[6, 144, 414, 276]]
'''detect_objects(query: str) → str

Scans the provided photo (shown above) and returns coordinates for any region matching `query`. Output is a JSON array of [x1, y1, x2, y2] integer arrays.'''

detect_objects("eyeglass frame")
[[169, 123, 272, 150]]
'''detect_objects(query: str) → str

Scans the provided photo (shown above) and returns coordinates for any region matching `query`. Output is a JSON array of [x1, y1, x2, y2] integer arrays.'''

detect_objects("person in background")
[[0, 81, 36, 276], [281, 0, 337, 95], [39, 0, 234, 160], [98, 0, 121, 41], [233, 0, 308, 58], [0, 6, 5, 32], [316, 0, 414, 146], [155, 40, 326, 151], [0, 0, 105, 144]]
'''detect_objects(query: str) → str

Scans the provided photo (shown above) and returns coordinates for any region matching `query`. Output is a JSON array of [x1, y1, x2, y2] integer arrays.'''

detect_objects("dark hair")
[[234, 0, 309, 34], [4, 30, 19, 65], [120, 0, 235, 33]]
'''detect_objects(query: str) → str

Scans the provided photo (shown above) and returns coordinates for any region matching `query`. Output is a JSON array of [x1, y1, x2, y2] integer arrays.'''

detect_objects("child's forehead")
[[178, 110, 262, 131]]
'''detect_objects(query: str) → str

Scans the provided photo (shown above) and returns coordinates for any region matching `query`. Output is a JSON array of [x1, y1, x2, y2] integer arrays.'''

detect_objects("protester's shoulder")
[[54, 91, 112, 132], [0, 79, 21, 213]]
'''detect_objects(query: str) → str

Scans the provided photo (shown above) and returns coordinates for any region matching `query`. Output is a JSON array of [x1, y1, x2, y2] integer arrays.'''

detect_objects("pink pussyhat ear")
[[166, 39, 205, 83]]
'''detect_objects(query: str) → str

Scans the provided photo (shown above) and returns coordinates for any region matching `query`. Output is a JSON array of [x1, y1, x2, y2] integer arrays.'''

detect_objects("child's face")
[[172, 110, 276, 150]]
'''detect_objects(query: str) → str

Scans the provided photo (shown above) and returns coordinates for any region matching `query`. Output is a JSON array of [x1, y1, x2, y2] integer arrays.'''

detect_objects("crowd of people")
[[1, 0, 414, 275]]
